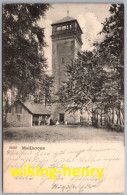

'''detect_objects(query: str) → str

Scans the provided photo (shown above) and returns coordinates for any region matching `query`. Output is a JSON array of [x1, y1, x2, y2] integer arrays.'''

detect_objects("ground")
[[3, 125, 124, 143], [3, 125, 124, 193]]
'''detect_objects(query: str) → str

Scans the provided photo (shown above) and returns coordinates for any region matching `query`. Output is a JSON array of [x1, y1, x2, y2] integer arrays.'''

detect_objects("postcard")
[[3, 3, 124, 193]]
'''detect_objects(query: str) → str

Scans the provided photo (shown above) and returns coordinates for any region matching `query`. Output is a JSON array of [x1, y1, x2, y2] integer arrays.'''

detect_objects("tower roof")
[[52, 16, 83, 34], [52, 16, 76, 25]]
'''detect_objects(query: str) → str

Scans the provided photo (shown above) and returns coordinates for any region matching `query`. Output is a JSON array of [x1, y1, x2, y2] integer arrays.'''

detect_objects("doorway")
[[59, 114, 64, 123]]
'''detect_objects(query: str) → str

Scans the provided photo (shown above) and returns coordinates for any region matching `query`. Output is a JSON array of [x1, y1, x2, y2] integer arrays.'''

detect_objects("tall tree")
[[57, 4, 124, 128], [98, 4, 124, 126], [99, 4, 124, 97], [3, 4, 51, 101], [57, 51, 107, 125]]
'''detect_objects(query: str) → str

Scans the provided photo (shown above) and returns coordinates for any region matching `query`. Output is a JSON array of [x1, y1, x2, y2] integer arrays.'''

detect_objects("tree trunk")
[[92, 109, 94, 126], [100, 112, 102, 127], [96, 112, 98, 127], [112, 108, 114, 125]]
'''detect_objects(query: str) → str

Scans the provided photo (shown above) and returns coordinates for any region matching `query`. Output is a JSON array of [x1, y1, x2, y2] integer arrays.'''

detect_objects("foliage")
[[33, 74, 54, 106], [57, 51, 109, 113], [3, 4, 51, 101], [98, 4, 124, 97], [57, 4, 124, 127]]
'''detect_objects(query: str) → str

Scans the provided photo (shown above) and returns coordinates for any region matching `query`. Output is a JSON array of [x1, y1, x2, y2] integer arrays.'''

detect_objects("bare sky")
[[38, 4, 111, 73]]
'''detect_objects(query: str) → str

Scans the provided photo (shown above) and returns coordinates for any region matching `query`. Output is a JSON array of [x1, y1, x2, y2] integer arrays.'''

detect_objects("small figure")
[[56, 120, 59, 125], [38, 116, 41, 126], [45, 116, 48, 125], [50, 118, 53, 125], [47, 117, 50, 125], [65, 120, 68, 125]]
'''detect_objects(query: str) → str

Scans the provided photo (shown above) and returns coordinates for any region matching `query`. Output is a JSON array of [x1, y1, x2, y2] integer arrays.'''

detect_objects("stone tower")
[[51, 15, 83, 123]]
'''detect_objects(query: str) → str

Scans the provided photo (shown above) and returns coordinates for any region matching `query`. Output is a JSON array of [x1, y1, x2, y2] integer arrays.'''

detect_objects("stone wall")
[[52, 38, 75, 92], [65, 110, 81, 124], [6, 113, 32, 127], [51, 102, 81, 124], [51, 21, 82, 123]]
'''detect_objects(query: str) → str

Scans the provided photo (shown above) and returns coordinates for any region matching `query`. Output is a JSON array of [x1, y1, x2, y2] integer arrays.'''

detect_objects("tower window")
[[17, 115, 20, 121], [57, 24, 72, 31], [62, 58, 65, 63], [57, 26, 61, 31], [66, 24, 72, 29], [62, 25, 66, 30]]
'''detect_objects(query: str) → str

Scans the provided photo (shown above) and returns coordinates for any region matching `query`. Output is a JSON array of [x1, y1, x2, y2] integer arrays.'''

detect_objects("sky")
[[38, 4, 111, 74]]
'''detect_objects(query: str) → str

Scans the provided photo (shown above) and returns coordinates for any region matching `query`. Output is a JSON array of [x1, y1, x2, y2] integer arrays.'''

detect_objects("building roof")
[[52, 16, 76, 25], [24, 102, 51, 115], [7, 100, 51, 115]]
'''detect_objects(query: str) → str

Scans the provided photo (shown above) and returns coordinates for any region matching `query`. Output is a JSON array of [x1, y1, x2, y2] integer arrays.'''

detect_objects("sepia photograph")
[[2, 3, 124, 193]]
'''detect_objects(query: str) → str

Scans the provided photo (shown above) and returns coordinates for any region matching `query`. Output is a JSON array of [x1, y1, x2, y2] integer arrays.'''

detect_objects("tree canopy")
[[99, 4, 124, 96], [3, 4, 51, 101], [57, 4, 124, 127]]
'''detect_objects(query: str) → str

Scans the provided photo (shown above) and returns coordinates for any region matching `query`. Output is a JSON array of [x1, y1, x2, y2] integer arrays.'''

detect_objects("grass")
[[3, 125, 124, 143]]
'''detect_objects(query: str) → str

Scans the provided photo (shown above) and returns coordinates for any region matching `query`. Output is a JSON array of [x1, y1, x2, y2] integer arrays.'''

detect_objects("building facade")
[[51, 15, 83, 124], [5, 100, 51, 127]]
